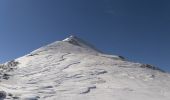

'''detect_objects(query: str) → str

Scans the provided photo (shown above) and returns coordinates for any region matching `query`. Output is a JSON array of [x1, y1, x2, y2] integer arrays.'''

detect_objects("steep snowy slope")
[[0, 36, 170, 100]]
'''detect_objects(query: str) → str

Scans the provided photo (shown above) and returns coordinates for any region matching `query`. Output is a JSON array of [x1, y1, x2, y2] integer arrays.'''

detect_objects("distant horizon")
[[0, 0, 170, 72]]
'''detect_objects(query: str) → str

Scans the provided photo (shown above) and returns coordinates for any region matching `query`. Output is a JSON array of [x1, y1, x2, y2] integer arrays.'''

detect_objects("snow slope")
[[0, 35, 170, 100]]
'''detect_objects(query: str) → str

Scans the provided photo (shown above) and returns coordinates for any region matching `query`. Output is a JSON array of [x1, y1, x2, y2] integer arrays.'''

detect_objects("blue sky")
[[0, 0, 170, 71]]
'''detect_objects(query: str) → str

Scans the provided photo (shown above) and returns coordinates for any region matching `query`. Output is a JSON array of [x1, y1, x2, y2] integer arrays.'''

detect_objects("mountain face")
[[0, 36, 170, 100]]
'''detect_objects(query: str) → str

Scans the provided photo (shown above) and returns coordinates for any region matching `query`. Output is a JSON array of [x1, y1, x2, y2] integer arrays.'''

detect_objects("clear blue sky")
[[0, 0, 170, 71]]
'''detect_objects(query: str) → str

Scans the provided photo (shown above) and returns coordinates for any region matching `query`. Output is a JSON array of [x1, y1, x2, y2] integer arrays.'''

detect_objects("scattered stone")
[[140, 64, 164, 72], [0, 60, 19, 72], [2, 74, 10, 80], [0, 91, 6, 99], [28, 53, 39, 57], [118, 56, 125, 60], [12, 96, 20, 99], [8, 93, 13, 97], [6, 60, 19, 68], [0, 60, 19, 81]]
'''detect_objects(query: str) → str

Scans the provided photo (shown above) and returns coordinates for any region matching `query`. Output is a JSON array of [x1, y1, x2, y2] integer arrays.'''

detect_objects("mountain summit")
[[30, 35, 102, 55], [62, 35, 101, 52], [30, 35, 123, 60], [0, 36, 170, 100]]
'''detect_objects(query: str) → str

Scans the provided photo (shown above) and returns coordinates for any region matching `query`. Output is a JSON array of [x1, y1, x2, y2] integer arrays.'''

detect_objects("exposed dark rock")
[[0, 60, 19, 72], [6, 60, 19, 68], [2, 74, 10, 80], [0, 91, 6, 99], [140, 64, 165, 72], [67, 38, 81, 46], [0, 60, 19, 81], [118, 56, 126, 60], [8, 93, 13, 97], [12, 96, 19, 99], [27, 53, 39, 57]]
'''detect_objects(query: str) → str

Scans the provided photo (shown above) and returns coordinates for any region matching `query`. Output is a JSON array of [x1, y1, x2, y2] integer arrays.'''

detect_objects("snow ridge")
[[0, 35, 170, 100]]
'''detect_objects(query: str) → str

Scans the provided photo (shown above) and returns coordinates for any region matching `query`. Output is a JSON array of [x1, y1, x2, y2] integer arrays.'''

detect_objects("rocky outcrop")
[[0, 91, 6, 100]]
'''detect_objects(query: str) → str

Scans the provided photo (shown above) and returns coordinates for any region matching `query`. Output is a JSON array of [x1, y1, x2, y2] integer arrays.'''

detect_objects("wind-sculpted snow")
[[0, 36, 170, 100]]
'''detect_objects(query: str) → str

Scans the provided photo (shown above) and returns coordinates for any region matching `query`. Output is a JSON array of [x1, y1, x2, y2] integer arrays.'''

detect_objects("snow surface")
[[0, 35, 170, 100]]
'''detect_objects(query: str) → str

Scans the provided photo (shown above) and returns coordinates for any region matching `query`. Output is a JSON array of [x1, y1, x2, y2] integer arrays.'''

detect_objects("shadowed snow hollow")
[[0, 35, 170, 100]]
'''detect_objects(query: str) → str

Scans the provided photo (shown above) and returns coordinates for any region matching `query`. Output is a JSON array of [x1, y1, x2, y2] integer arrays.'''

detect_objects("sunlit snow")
[[0, 36, 170, 100]]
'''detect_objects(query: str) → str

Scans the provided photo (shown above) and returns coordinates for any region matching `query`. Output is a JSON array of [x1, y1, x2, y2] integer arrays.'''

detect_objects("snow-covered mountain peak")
[[62, 35, 101, 52], [30, 35, 102, 55], [62, 35, 78, 42], [1, 36, 170, 100], [62, 35, 91, 47]]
